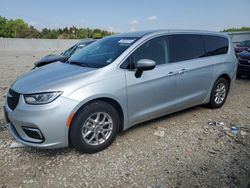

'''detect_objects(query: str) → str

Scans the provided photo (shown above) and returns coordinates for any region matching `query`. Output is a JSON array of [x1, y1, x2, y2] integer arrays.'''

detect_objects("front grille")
[[239, 59, 250, 65], [7, 89, 20, 111]]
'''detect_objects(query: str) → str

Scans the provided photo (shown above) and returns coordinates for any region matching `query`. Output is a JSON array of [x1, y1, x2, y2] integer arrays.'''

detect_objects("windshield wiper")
[[69, 61, 89, 67]]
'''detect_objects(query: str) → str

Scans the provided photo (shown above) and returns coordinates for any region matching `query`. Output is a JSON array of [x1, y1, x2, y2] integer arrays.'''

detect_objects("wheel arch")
[[69, 97, 125, 134], [218, 73, 231, 90], [204, 73, 232, 104]]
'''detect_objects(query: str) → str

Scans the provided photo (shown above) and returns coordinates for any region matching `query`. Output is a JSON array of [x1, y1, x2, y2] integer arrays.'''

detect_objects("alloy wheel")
[[82, 112, 113, 146], [214, 83, 226, 104]]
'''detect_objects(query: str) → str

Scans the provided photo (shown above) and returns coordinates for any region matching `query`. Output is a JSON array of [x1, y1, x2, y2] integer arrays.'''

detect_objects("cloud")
[[129, 27, 136, 32], [108, 26, 115, 32], [28, 21, 40, 26], [148, 16, 157, 21], [130, 19, 139, 25], [107, 26, 121, 33], [71, 19, 86, 28]]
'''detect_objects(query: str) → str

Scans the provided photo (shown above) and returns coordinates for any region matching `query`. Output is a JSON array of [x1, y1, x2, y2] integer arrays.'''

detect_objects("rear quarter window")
[[203, 35, 229, 56]]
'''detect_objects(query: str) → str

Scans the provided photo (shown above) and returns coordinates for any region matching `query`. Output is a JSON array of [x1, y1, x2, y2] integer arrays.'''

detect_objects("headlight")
[[24, 92, 62, 105]]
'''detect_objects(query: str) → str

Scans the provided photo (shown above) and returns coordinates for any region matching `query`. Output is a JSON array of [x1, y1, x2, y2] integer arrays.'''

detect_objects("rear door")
[[167, 34, 214, 107]]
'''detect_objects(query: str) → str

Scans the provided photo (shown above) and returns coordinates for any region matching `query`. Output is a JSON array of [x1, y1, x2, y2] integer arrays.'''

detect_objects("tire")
[[207, 77, 229, 108], [236, 73, 241, 79], [69, 100, 120, 153]]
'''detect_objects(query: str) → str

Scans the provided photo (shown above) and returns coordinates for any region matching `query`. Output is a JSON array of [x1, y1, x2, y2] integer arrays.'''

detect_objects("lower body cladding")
[[4, 95, 79, 149]]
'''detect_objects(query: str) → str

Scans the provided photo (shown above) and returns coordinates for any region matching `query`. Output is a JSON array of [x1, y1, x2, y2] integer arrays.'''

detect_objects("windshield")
[[69, 36, 138, 68], [238, 40, 250, 47], [63, 45, 77, 57]]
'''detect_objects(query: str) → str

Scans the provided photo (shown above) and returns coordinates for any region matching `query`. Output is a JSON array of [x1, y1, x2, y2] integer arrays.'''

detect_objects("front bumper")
[[4, 95, 79, 149], [238, 60, 250, 75]]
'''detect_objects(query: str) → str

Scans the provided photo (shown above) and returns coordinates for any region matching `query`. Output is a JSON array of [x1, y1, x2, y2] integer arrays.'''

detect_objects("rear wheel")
[[69, 101, 120, 153], [207, 77, 229, 108]]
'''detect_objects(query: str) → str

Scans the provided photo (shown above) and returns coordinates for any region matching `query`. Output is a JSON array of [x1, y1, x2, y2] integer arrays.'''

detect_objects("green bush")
[[223, 27, 250, 32]]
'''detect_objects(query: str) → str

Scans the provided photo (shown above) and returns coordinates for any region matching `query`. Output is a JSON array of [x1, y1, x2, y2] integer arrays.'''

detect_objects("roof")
[[78, 39, 96, 44], [112, 30, 157, 38], [111, 29, 228, 38]]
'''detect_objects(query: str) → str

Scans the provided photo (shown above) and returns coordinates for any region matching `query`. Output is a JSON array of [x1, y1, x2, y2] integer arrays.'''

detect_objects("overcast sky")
[[0, 0, 249, 32]]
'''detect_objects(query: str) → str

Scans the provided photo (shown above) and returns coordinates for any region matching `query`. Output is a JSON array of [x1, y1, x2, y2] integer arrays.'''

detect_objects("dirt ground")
[[0, 50, 250, 188]]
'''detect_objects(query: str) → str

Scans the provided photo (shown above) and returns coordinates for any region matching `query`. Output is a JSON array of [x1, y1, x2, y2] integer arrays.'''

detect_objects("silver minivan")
[[4, 30, 238, 153]]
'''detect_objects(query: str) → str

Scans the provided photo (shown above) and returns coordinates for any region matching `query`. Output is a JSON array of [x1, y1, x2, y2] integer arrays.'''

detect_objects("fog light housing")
[[22, 127, 44, 140]]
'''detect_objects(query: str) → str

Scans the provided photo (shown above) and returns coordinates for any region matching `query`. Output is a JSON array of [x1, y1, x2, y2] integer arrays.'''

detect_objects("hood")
[[12, 62, 97, 95], [238, 50, 250, 60], [35, 54, 67, 67], [234, 46, 248, 53]]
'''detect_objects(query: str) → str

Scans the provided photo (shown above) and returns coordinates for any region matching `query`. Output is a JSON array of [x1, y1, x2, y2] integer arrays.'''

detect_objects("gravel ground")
[[0, 50, 250, 188]]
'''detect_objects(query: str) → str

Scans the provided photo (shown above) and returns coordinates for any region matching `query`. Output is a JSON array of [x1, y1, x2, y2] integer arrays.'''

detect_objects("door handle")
[[167, 71, 178, 77], [178, 69, 187, 74], [168, 69, 187, 77], [168, 71, 175, 75]]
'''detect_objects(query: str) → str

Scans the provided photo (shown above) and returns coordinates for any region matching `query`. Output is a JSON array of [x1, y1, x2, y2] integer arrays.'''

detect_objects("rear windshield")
[[238, 40, 250, 47], [69, 37, 138, 68]]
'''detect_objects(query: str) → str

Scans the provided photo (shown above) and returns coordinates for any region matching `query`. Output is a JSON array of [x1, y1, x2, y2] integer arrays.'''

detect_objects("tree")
[[0, 15, 116, 39], [0, 16, 8, 37], [77, 28, 88, 39], [40, 28, 59, 39], [93, 32, 102, 39], [27, 26, 40, 38], [4, 19, 30, 38], [223, 27, 250, 32]]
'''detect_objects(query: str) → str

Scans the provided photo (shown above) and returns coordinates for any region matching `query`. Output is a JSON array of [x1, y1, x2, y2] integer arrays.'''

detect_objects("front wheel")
[[69, 101, 120, 153], [207, 77, 229, 108]]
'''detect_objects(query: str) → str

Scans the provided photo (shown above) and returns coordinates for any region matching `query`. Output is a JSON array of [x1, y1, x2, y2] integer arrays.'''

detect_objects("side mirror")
[[135, 59, 156, 78]]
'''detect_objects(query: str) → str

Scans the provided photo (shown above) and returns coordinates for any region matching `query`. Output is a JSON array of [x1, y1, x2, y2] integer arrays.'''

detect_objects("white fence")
[[226, 31, 250, 43], [1, 32, 250, 50], [0, 38, 82, 50]]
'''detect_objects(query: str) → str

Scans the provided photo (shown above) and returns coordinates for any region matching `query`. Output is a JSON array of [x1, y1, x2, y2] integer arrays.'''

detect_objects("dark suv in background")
[[234, 40, 250, 54], [34, 40, 95, 68], [237, 48, 250, 77]]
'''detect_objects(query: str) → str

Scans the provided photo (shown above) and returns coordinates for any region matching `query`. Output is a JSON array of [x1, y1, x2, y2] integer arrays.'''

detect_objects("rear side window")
[[203, 35, 228, 56], [168, 34, 206, 63]]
